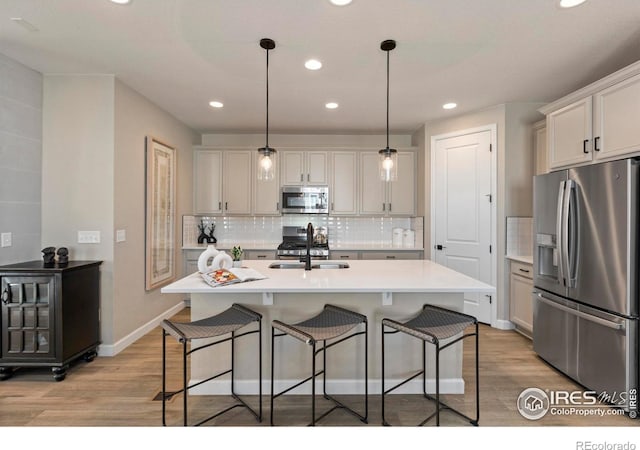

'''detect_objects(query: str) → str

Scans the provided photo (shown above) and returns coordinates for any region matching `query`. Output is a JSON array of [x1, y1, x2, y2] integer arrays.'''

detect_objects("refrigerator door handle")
[[556, 181, 566, 285], [535, 293, 625, 330], [564, 180, 577, 288]]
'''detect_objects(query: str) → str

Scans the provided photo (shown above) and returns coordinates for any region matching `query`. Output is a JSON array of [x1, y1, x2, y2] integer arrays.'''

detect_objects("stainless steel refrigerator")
[[533, 158, 638, 412]]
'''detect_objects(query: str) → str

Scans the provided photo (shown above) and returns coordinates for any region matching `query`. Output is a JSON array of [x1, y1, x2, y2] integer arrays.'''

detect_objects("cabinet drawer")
[[330, 251, 359, 260], [510, 261, 533, 279], [244, 250, 276, 260], [361, 251, 422, 260]]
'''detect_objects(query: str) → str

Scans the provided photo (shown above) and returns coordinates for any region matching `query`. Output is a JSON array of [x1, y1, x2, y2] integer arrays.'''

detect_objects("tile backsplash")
[[183, 215, 424, 248], [506, 216, 533, 256]]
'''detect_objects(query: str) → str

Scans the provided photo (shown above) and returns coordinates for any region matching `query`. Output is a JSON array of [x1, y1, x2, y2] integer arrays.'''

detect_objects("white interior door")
[[433, 129, 493, 323]]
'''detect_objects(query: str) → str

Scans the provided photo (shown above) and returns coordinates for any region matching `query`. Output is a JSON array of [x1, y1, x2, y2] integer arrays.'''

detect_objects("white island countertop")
[[161, 259, 495, 295]]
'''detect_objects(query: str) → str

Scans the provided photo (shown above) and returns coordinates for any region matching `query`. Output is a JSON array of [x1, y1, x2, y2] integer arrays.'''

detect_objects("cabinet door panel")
[[253, 152, 280, 215], [1, 276, 56, 359], [594, 72, 640, 161], [194, 150, 223, 214], [307, 152, 328, 185], [510, 272, 533, 334], [330, 152, 357, 215], [282, 151, 304, 185], [388, 152, 416, 215], [223, 151, 252, 214], [359, 152, 386, 215], [548, 97, 592, 169]]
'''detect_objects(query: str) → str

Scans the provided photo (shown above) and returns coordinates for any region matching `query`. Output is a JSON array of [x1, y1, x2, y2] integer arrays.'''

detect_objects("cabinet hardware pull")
[[307, 173, 310, 182], [382, 203, 386, 211], [594, 136, 600, 151], [257, 255, 266, 259], [388, 203, 392, 212], [340, 255, 349, 259], [218, 202, 222, 210], [386, 255, 396, 259], [276, 202, 279, 210], [225, 202, 228, 210], [331, 202, 334, 211], [300, 174, 303, 182], [1, 287, 11, 304], [518, 268, 530, 273], [583, 139, 589, 154]]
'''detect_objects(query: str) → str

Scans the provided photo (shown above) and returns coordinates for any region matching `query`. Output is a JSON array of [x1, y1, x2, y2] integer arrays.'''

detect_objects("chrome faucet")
[[304, 222, 314, 271]]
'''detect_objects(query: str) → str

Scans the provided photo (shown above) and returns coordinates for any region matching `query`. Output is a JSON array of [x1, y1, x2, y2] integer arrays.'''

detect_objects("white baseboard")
[[188, 378, 464, 396], [97, 301, 186, 357], [494, 319, 515, 330]]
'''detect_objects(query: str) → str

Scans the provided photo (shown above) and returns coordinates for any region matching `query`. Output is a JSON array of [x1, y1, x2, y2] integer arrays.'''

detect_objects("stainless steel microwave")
[[281, 186, 329, 214]]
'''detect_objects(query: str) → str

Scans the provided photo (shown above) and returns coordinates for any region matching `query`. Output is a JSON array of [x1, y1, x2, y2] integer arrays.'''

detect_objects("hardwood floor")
[[0, 308, 635, 428]]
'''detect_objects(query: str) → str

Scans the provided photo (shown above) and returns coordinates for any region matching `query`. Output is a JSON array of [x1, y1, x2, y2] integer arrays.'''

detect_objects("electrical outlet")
[[1, 232, 12, 247], [116, 229, 126, 242], [78, 231, 101, 244]]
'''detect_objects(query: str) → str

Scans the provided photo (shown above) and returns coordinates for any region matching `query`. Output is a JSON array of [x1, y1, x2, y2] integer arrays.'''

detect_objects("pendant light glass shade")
[[258, 38, 276, 181], [379, 39, 397, 182]]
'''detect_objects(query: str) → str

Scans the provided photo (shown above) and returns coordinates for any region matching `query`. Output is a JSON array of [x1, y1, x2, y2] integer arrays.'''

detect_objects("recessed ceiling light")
[[305, 59, 323, 70], [559, 0, 586, 8], [443, 102, 457, 110], [209, 101, 223, 108], [329, 0, 353, 5], [325, 102, 339, 109], [109, 0, 132, 4]]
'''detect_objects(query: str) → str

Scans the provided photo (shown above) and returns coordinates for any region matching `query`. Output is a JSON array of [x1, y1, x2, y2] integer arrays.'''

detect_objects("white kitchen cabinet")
[[509, 260, 533, 337], [359, 151, 416, 216], [593, 72, 640, 161], [330, 151, 358, 215], [533, 120, 547, 175], [544, 62, 640, 171], [253, 151, 280, 215], [547, 97, 592, 170], [281, 151, 328, 185], [193, 148, 252, 215], [194, 150, 223, 214], [222, 151, 252, 215]]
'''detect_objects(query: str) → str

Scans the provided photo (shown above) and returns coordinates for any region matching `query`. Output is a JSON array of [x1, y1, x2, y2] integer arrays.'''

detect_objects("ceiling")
[[1, 0, 640, 135]]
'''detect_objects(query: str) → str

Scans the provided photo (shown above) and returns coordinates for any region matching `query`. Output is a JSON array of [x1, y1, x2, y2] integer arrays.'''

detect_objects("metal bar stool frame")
[[270, 304, 368, 426], [381, 304, 479, 426], [161, 303, 263, 426]]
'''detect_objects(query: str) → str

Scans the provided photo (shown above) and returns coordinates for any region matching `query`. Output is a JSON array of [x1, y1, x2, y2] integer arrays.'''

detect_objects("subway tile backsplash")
[[183, 215, 424, 249], [506, 216, 533, 256]]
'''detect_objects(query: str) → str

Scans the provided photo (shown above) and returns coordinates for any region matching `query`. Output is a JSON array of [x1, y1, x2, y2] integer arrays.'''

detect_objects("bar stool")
[[270, 304, 368, 426], [381, 304, 479, 426], [161, 303, 262, 426]]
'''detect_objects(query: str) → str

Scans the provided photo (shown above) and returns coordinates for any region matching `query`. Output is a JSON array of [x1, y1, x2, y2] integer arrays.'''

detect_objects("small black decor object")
[[57, 247, 69, 265], [207, 223, 217, 244], [197, 220, 208, 244], [42, 247, 56, 265]]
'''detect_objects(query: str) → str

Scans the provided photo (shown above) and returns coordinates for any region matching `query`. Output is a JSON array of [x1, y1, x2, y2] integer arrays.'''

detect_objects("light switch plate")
[[1, 232, 12, 247], [78, 230, 101, 244], [116, 229, 126, 242]]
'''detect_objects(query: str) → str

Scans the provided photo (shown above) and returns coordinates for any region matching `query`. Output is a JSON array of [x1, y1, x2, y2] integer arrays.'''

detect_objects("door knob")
[[434, 244, 447, 250], [1, 287, 11, 304]]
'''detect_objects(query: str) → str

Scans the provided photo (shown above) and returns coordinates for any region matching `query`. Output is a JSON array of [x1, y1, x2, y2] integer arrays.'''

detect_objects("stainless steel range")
[[276, 225, 329, 260]]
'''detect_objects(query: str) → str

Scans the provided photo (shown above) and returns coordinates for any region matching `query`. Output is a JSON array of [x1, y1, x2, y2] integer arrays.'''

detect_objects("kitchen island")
[[161, 259, 494, 396]]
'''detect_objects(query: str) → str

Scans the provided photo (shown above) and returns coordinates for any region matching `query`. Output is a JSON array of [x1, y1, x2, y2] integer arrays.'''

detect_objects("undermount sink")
[[268, 262, 350, 270]]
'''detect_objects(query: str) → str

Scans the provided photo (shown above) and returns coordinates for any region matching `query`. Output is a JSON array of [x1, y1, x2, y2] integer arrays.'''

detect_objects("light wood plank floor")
[[0, 308, 635, 427]]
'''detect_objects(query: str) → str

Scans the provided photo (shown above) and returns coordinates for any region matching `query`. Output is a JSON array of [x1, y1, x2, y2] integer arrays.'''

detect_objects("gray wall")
[[0, 54, 42, 265], [42, 74, 197, 353]]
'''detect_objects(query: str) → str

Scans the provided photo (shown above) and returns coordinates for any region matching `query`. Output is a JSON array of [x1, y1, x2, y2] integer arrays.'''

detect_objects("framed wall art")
[[145, 136, 176, 291]]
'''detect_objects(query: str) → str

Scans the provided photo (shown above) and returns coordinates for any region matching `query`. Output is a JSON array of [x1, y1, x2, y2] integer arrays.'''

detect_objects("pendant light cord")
[[386, 48, 390, 150], [266, 46, 270, 149]]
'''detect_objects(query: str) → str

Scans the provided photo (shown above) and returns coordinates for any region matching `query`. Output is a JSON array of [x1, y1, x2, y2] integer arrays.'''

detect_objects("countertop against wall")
[[505, 255, 533, 265], [182, 242, 425, 251]]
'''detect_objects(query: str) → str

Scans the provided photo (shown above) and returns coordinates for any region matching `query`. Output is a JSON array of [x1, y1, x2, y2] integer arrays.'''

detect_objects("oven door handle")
[[536, 293, 625, 330]]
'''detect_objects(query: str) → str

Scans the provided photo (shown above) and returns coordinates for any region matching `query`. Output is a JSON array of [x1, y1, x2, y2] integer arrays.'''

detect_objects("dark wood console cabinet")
[[0, 260, 102, 381]]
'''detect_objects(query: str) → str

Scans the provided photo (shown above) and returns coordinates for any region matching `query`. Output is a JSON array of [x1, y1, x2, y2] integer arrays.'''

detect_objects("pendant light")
[[258, 38, 276, 181], [379, 39, 398, 182]]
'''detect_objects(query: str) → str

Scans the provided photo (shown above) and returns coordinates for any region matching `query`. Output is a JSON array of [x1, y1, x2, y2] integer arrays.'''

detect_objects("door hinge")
[[489, 245, 492, 254], [489, 143, 492, 152], [485, 193, 492, 203], [485, 294, 492, 304]]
